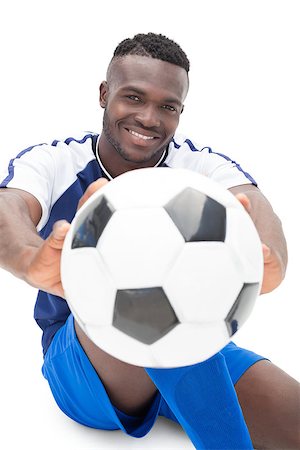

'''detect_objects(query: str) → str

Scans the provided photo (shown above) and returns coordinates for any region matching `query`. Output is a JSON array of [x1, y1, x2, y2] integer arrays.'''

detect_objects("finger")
[[262, 243, 272, 262], [48, 220, 71, 249], [235, 193, 251, 213], [77, 178, 109, 210]]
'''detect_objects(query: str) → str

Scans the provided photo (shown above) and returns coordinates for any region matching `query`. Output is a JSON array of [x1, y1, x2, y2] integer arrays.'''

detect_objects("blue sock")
[[145, 353, 253, 449]]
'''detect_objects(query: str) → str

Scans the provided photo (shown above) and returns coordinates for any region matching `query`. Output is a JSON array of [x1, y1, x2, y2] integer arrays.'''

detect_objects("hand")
[[260, 244, 284, 294], [24, 220, 71, 297], [24, 178, 109, 297], [235, 193, 284, 294]]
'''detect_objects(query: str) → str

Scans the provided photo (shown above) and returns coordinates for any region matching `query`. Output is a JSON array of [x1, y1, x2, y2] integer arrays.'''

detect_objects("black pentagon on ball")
[[113, 287, 180, 345], [164, 187, 226, 242], [225, 282, 260, 336], [72, 195, 115, 248]]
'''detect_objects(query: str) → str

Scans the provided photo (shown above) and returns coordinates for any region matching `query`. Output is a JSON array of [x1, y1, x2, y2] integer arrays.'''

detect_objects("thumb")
[[77, 178, 109, 210], [48, 220, 71, 249], [262, 243, 272, 262], [235, 193, 251, 214]]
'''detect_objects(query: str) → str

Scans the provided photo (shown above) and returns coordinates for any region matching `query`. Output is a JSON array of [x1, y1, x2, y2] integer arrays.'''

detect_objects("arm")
[[0, 178, 108, 297], [0, 187, 70, 297], [229, 184, 288, 294]]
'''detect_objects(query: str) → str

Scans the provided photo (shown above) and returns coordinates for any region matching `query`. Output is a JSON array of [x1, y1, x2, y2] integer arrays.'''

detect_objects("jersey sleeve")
[[0, 134, 97, 232], [167, 135, 257, 189], [0, 144, 55, 231], [200, 148, 257, 188]]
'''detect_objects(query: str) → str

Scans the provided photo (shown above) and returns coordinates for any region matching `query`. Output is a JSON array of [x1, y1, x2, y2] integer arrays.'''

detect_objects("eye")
[[127, 95, 141, 102], [162, 105, 177, 112]]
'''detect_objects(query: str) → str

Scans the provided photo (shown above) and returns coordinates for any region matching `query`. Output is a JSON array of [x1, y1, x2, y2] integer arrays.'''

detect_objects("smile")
[[128, 129, 156, 140]]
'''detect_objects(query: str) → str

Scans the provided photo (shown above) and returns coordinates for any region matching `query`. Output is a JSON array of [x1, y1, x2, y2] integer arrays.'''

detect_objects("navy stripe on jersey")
[[172, 136, 203, 152], [0, 143, 46, 187], [91, 134, 100, 157], [52, 133, 95, 147], [39, 159, 102, 238], [184, 138, 200, 152], [172, 137, 180, 149], [207, 148, 257, 186]]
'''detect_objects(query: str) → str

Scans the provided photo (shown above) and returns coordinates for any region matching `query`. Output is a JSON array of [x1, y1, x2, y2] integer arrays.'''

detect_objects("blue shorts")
[[42, 314, 267, 438]]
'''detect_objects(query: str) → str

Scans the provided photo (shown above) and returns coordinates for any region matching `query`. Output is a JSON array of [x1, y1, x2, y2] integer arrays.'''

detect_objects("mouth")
[[125, 128, 160, 142]]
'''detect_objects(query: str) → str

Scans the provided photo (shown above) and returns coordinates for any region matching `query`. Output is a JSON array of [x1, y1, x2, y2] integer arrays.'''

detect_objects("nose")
[[135, 104, 160, 128]]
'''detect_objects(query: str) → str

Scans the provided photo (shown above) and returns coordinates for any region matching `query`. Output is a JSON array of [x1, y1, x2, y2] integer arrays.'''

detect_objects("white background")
[[0, 1, 299, 448]]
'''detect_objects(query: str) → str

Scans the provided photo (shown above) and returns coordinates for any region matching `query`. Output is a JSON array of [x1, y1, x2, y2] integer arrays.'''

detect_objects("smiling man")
[[0, 33, 299, 449]]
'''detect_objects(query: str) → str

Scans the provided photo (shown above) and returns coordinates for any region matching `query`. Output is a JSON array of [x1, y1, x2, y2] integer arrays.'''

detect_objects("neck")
[[96, 133, 167, 178]]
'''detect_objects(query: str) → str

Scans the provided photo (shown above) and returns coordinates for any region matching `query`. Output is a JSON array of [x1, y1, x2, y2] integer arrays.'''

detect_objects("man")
[[0, 33, 299, 449]]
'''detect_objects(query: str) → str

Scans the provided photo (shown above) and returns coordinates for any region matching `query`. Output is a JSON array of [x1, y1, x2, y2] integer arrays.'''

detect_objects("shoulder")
[[45, 131, 98, 160], [165, 131, 215, 172], [45, 131, 98, 172], [2, 131, 98, 168], [170, 132, 210, 153], [166, 131, 257, 188], [48, 131, 97, 149], [12, 131, 99, 177]]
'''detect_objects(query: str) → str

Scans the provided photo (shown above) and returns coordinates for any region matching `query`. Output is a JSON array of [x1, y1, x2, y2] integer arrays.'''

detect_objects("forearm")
[[229, 184, 288, 291], [0, 192, 43, 279]]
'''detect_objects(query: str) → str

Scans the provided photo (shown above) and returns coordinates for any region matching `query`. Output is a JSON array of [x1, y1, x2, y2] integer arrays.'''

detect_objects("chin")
[[120, 149, 160, 165]]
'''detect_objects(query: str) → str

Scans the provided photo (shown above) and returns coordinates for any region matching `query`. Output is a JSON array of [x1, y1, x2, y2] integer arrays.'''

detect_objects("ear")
[[99, 81, 108, 108]]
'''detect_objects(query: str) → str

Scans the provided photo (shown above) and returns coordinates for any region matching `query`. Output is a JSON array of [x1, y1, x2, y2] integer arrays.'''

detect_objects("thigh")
[[74, 319, 158, 416], [42, 314, 161, 437], [235, 359, 300, 450], [42, 315, 122, 430]]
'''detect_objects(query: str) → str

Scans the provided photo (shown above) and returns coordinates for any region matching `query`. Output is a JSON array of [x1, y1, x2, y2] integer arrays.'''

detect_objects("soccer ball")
[[61, 167, 263, 368]]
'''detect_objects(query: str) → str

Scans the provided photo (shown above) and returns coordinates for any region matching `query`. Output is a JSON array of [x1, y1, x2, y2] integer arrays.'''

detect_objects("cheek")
[[164, 115, 180, 135], [107, 98, 132, 118]]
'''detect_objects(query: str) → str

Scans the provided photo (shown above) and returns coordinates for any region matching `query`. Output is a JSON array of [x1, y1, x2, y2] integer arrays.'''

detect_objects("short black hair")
[[113, 32, 190, 73]]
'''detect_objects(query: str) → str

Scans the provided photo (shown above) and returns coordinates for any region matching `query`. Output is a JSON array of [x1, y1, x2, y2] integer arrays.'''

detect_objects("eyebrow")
[[120, 86, 182, 107]]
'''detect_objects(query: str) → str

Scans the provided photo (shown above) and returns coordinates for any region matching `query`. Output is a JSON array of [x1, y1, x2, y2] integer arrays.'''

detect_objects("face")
[[99, 55, 189, 171]]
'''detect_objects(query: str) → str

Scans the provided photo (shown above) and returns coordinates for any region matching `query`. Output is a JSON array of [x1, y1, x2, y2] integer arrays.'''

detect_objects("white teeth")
[[128, 129, 154, 140]]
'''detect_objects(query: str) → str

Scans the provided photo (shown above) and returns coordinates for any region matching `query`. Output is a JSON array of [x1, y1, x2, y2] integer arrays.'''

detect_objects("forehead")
[[107, 55, 189, 101]]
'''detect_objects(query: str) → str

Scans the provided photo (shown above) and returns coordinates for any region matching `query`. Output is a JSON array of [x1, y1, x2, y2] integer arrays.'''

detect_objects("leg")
[[43, 315, 162, 437], [77, 321, 253, 448], [74, 320, 158, 416], [147, 352, 254, 449], [235, 360, 300, 449]]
